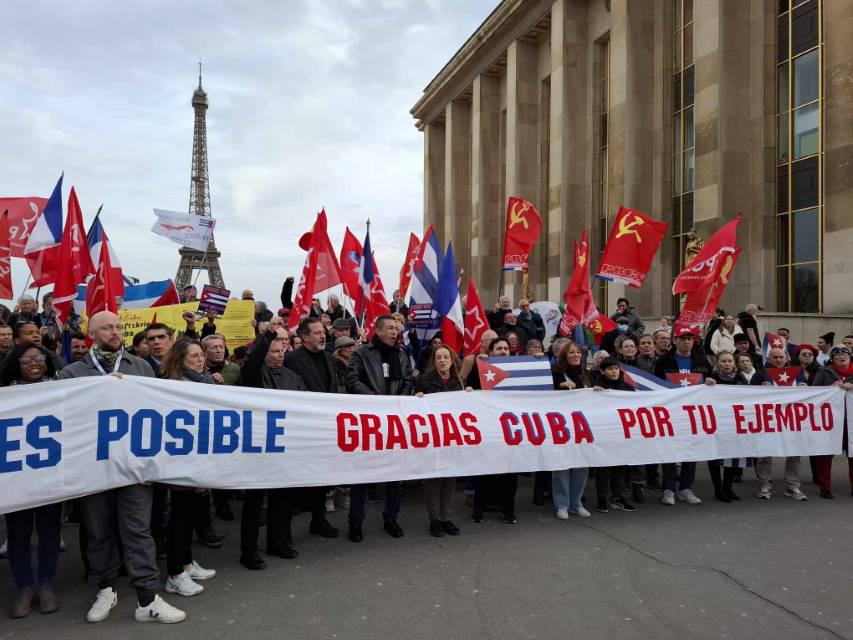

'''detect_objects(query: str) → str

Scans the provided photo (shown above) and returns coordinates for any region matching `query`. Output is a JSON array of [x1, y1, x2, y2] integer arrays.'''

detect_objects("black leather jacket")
[[345, 342, 414, 396]]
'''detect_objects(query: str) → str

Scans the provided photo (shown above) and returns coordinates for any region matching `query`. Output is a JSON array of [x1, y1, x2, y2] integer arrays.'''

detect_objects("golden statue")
[[684, 229, 704, 265]]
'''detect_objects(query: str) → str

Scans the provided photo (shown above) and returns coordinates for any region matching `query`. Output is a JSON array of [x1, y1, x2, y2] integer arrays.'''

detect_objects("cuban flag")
[[86, 216, 125, 296], [198, 285, 230, 316], [762, 331, 788, 363], [621, 364, 678, 391], [74, 278, 179, 315], [477, 355, 553, 391], [406, 225, 444, 338], [24, 174, 64, 287], [433, 242, 464, 353]]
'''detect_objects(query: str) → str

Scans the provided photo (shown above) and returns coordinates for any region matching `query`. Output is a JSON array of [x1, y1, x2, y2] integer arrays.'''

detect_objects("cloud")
[[0, 0, 495, 306]]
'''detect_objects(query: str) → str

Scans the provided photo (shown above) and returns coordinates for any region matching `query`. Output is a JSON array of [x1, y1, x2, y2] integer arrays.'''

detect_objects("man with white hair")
[[737, 303, 762, 353], [58, 311, 186, 624], [487, 296, 513, 330]]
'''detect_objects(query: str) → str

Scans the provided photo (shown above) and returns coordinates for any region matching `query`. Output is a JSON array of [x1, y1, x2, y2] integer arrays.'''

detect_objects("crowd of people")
[[1, 288, 852, 624]]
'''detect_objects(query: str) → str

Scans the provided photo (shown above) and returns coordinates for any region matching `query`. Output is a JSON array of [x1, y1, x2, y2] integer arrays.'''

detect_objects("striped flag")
[[198, 285, 231, 316], [477, 355, 553, 391], [621, 364, 678, 391]]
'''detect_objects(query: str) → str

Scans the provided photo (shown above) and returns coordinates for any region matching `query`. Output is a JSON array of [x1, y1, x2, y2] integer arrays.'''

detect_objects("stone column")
[[423, 121, 446, 242], [505, 39, 539, 304], [822, 0, 853, 313], [471, 74, 502, 304], [444, 100, 472, 288]]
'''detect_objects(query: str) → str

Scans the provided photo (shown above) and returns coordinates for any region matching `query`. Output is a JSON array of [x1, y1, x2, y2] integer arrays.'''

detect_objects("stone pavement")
[[2, 460, 853, 640]]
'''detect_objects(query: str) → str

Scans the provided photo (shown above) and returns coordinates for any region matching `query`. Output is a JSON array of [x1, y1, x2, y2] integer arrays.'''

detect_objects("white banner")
[[151, 209, 216, 251], [0, 377, 847, 513]]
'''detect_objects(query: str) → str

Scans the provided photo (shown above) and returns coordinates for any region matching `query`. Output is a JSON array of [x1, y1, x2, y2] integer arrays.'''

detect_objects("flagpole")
[[192, 243, 211, 287]]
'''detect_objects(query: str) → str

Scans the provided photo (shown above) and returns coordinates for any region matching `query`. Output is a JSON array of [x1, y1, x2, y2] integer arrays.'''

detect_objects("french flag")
[[433, 242, 464, 353], [406, 225, 444, 338], [74, 278, 179, 316], [24, 174, 64, 287], [86, 216, 125, 296], [621, 364, 679, 391]]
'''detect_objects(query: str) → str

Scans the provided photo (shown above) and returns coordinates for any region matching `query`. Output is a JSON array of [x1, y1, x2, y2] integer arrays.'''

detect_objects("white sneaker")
[[661, 489, 675, 506], [134, 594, 186, 623], [556, 508, 569, 520], [165, 572, 204, 597], [569, 506, 591, 518], [784, 488, 808, 501], [676, 488, 702, 504], [186, 560, 216, 581], [86, 587, 118, 623], [325, 497, 336, 513], [757, 486, 772, 500], [0, 538, 7, 558]]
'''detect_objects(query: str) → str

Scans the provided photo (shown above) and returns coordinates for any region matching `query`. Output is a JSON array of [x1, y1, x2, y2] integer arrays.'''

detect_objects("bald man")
[[753, 346, 806, 502], [58, 311, 186, 624]]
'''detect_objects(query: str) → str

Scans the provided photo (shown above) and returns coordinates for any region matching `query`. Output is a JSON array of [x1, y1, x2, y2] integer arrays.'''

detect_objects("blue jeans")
[[662, 462, 696, 492], [551, 468, 589, 511], [348, 482, 402, 528], [5, 502, 63, 589]]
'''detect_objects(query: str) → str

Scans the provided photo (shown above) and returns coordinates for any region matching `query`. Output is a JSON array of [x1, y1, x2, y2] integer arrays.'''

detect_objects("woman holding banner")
[[550, 341, 592, 520], [811, 346, 853, 499], [707, 351, 743, 502], [1, 343, 62, 618], [415, 345, 471, 537], [159, 340, 218, 596]]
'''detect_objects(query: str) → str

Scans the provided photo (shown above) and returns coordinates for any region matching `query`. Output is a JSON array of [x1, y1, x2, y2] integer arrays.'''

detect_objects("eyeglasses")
[[20, 355, 47, 365]]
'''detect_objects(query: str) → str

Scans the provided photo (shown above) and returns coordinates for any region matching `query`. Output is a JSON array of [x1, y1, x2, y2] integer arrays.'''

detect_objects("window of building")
[[776, 0, 822, 312], [672, 0, 695, 309]]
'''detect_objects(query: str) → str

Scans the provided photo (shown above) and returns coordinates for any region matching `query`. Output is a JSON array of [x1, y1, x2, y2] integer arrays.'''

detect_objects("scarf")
[[91, 344, 122, 370], [372, 335, 403, 380], [832, 363, 853, 379], [713, 366, 738, 383], [182, 368, 214, 384]]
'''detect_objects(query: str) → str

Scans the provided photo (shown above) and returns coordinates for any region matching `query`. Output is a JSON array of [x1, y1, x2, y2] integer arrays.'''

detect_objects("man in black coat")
[[284, 317, 341, 539], [345, 315, 414, 542]]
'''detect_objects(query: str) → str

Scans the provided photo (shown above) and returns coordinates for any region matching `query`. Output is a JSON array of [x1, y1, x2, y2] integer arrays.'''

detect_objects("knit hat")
[[820, 332, 835, 344], [829, 345, 851, 359]]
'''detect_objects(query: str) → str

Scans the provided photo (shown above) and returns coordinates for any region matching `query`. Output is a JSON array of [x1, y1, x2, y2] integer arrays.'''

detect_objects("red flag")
[[558, 230, 616, 344], [0, 197, 48, 258], [595, 207, 668, 288], [53, 188, 96, 324], [667, 372, 703, 387], [463, 278, 489, 357], [0, 210, 12, 299], [765, 367, 801, 386], [500, 196, 542, 272], [675, 247, 742, 333], [298, 209, 341, 293], [86, 239, 117, 316], [340, 227, 365, 314], [673, 215, 742, 294], [398, 232, 420, 299]]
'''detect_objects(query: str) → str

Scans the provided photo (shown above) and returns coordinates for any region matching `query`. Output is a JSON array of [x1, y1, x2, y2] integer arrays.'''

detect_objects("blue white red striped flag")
[[477, 355, 553, 391], [621, 364, 679, 391], [198, 285, 230, 315]]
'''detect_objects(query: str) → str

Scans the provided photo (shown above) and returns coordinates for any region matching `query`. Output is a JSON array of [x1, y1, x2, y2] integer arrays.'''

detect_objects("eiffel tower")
[[175, 63, 225, 291]]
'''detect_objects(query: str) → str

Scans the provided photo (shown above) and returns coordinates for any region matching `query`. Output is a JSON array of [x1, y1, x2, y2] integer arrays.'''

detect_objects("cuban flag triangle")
[[477, 355, 553, 391], [74, 279, 180, 316], [433, 242, 464, 353], [406, 225, 444, 339], [86, 216, 125, 296], [621, 364, 679, 391], [24, 174, 64, 287]]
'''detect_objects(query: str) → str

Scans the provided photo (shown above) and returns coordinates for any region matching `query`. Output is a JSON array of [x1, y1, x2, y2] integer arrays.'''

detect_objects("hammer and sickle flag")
[[595, 207, 668, 288], [500, 196, 542, 272]]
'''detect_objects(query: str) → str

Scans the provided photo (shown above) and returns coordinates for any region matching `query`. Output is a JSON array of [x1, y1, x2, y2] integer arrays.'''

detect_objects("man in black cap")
[[816, 332, 834, 366], [326, 317, 353, 354]]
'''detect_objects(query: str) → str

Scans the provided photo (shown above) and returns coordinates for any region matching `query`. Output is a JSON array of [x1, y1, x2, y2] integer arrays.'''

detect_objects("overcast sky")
[[0, 0, 495, 307]]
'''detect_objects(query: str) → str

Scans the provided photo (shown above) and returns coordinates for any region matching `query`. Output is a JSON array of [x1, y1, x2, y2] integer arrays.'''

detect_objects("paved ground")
[[2, 459, 853, 640]]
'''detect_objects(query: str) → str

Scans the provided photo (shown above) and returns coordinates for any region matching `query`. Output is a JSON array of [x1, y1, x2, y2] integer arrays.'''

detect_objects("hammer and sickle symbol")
[[615, 214, 644, 243], [509, 201, 530, 230]]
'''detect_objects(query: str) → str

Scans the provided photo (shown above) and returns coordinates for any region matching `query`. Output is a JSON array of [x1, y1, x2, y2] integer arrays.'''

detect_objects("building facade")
[[410, 0, 853, 320]]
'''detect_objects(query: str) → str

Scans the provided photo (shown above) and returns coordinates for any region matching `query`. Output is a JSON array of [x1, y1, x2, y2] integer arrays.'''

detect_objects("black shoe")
[[732, 475, 742, 484], [724, 487, 741, 501], [215, 505, 234, 521], [348, 526, 364, 543], [503, 513, 518, 524], [240, 554, 267, 571], [267, 546, 299, 559], [367, 487, 381, 503], [595, 498, 609, 513], [532, 494, 545, 506], [646, 480, 663, 492], [471, 510, 484, 523], [820, 489, 834, 499], [715, 488, 731, 503], [430, 519, 444, 537], [610, 496, 636, 512], [383, 520, 404, 538], [309, 518, 340, 538], [632, 484, 645, 503], [196, 526, 225, 549], [441, 520, 461, 536]]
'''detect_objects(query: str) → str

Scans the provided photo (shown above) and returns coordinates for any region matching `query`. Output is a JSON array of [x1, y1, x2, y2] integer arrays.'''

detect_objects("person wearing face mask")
[[609, 297, 645, 335], [706, 351, 743, 502], [158, 340, 218, 597], [550, 341, 592, 520], [601, 317, 639, 356], [811, 346, 853, 499], [1, 344, 62, 619]]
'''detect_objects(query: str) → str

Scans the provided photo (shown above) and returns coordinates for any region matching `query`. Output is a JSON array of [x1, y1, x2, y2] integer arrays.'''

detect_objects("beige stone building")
[[410, 0, 853, 326]]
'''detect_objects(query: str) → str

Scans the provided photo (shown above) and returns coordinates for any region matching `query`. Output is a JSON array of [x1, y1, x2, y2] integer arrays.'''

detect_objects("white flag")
[[151, 209, 216, 252]]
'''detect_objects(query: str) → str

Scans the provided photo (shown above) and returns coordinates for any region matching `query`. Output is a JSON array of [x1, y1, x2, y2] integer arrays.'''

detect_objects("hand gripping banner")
[[0, 377, 847, 513]]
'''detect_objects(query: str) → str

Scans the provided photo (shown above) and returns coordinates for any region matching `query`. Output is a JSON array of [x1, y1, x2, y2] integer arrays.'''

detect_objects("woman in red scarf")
[[811, 346, 853, 498]]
